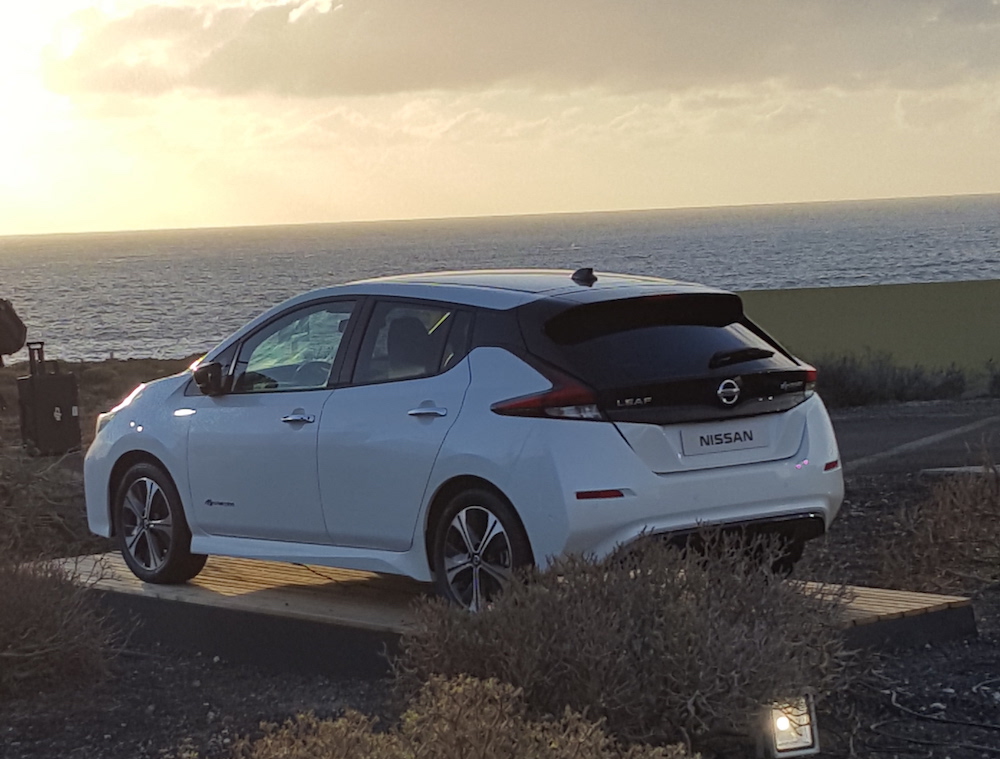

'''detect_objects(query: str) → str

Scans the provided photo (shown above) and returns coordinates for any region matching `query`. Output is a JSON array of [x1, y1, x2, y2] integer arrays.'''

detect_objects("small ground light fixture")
[[758, 695, 819, 758]]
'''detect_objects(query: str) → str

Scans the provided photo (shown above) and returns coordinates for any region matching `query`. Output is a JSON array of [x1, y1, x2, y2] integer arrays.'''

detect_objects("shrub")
[[0, 556, 112, 697], [0, 448, 114, 698], [987, 360, 1000, 398], [231, 675, 692, 759], [79, 364, 120, 386], [397, 533, 856, 754], [813, 350, 966, 408], [876, 463, 1000, 594], [0, 447, 106, 563]]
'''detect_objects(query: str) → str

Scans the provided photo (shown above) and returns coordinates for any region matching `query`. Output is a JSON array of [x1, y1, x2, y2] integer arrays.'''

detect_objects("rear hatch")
[[519, 291, 815, 473]]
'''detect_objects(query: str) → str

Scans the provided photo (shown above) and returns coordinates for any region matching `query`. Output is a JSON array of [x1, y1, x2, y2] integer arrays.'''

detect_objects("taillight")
[[491, 366, 604, 421], [803, 365, 817, 397]]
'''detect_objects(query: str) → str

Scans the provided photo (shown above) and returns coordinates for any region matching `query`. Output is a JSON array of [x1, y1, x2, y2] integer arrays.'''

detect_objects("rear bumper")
[[497, 396, 843, 566], [651, 511, 828, 546], [559, 465, 843, 562]]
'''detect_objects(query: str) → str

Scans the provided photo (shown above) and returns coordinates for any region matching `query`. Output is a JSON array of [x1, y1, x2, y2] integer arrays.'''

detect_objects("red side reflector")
[[824, 460, 839, 471], [576, 489, 625, 500]]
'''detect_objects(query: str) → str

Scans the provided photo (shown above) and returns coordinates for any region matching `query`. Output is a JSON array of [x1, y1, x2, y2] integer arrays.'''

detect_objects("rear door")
[[317, 301, 473, 550], [520, 292, 815, 473]]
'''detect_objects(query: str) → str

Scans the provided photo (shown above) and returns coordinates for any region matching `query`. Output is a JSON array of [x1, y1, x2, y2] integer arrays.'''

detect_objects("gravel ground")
[[3, 471, 999, 759], [808, 473, 1000, 758], [2, 656, 392, 759]]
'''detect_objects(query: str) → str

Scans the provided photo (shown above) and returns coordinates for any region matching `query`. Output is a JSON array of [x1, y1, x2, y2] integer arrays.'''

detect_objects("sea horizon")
[[3, 190, 998, 242], [1, 192, 998, 361]]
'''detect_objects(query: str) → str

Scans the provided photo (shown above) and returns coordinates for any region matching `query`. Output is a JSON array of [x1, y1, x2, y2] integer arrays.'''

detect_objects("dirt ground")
[[3, 473, 999, 759], [806, 473, 1000, 758]]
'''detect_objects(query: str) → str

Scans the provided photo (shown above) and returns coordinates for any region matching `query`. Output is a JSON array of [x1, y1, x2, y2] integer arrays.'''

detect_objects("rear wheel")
[[431, 488, 532, 611], [114, 462, 207, 584]]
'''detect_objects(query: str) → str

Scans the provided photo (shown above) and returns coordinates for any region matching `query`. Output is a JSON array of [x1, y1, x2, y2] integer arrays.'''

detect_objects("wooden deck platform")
[[57, 553, 976, 675], [65, 553, 426, 633]]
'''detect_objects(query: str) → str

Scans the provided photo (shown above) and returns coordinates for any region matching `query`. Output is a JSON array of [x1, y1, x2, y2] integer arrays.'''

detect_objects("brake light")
[[803, 365, 817, 397], [491, 367, 604, 421]]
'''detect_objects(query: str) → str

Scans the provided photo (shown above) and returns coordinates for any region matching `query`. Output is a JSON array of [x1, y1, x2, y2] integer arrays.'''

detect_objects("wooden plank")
[[799, 581, 968, 606], [52, 553, 421, 632], [51, 554, 971, 635], [792, 581, 970, 626]]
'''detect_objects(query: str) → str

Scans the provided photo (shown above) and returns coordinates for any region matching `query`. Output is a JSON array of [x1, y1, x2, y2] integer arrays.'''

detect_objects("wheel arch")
[[106, 450, 178, 537], [423, 475, 536, 574]]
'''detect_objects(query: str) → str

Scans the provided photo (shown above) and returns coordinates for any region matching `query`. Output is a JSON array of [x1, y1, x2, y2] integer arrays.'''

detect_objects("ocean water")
[[1, 194, 998, 362]]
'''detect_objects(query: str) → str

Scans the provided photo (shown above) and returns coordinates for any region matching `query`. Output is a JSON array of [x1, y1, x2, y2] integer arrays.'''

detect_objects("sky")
[[1, 0, 999, 236]]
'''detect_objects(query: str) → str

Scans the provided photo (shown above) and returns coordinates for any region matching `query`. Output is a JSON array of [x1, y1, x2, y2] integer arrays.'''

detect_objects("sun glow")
[[0, 6, 82, 194], [0, 1, 998, 236]]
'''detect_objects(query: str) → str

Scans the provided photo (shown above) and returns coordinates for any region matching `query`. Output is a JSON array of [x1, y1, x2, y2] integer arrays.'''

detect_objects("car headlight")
[[95, 383, 146, 436], [761, 696, 819, 757]]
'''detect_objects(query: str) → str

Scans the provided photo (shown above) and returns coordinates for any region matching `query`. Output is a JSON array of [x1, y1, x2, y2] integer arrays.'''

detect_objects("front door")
[[187, 300, 357, 542]]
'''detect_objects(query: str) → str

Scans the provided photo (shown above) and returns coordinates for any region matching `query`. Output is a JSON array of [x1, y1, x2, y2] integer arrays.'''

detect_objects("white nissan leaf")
[[84, 269, 843, 610]]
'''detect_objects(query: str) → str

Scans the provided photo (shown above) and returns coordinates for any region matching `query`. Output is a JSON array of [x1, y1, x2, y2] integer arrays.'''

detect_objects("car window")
[[353, 302, 458, 384], [524, 295, 796, 390], [232, 301, 355, 393]]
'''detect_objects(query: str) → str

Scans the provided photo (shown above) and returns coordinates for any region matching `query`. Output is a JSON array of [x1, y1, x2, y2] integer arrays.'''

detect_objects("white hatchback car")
[[85, 269, 843, 610]]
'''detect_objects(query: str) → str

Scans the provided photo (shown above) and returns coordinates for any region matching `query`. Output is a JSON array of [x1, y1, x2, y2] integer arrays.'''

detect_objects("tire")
[[113, 462, 207, 584], [431, 487, 532, 611]]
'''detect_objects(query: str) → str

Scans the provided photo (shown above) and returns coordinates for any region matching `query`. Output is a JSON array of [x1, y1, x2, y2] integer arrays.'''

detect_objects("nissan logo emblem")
[[717, 379, 741, 406]]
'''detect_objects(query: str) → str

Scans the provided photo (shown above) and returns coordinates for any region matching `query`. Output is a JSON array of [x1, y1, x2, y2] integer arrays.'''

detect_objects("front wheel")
[[431, 488, 532, 611], [114, 462, 207, 584]]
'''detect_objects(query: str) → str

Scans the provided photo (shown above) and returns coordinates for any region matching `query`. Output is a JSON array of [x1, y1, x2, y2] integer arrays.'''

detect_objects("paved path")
[[831, 399, 1000, 474]]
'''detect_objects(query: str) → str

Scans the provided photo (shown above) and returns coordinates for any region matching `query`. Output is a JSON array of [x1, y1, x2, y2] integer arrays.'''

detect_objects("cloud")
[[43, 0, 1000, 98]]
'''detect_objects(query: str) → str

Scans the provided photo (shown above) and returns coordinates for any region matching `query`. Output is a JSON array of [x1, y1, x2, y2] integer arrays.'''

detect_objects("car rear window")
[[527, 294, 798, 389], [544, 293, 743, 344]]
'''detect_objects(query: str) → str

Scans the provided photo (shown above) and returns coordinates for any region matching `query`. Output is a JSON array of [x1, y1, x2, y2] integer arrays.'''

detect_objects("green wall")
[[738, 280, 1000, 371]]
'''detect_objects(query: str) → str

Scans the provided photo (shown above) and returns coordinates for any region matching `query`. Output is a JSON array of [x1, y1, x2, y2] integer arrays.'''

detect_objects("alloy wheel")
[[120, 476, 174, 572], [442, 505, 513, 611]]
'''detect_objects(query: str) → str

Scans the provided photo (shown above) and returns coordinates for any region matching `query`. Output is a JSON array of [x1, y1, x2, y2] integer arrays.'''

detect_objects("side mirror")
[[193, 361, 226, 396]]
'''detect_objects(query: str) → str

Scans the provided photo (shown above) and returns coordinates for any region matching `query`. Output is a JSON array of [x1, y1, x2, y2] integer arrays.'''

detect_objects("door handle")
[[281, 413, 316, 424], [407, 407, 448, 417]]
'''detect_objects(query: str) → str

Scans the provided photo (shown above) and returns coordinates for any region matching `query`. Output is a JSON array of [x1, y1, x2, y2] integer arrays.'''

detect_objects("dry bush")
[[0, 556, 112, 697], [0, 356, 182, 698], [397, 533, 856, 754], [0, 446, 114, 697], [988, 360, 1000, 398], [0, 446, 106, 563], [813, 350, 966, 408], [232, 675, 692, 759], [876, 464, 1000, 594]]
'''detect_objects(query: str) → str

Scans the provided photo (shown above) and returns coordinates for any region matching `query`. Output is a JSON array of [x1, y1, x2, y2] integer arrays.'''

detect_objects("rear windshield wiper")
[[708, 347, 774, 369]]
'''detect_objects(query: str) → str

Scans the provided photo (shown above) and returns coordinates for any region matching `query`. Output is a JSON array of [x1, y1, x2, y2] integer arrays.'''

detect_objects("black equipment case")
[[18, 342, 82, 455]]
